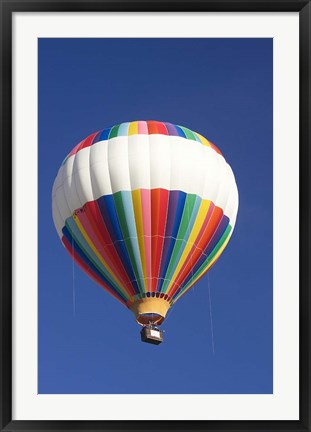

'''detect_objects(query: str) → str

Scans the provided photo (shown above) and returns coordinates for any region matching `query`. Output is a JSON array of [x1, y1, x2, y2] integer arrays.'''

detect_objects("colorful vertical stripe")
[[61, 120, 222, 166], [61, 189, 232, 306]]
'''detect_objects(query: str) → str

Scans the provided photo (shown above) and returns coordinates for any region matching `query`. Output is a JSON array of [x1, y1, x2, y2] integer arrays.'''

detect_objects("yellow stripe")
[[190, 234, 231, 286], [128, 121, 139, 135], [196, 132, 212, 148], [174, 234, 231, 303], [72, 215, 129, 299], [131, 190, 147, 290], [166, 199, 211, 292]]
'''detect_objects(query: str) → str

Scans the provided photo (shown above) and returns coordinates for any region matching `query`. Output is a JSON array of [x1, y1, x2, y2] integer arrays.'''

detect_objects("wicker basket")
[[140, 326, 163, 345]]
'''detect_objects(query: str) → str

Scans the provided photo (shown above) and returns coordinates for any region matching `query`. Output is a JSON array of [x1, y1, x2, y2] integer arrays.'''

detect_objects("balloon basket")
[[140, 325, 163, 345]]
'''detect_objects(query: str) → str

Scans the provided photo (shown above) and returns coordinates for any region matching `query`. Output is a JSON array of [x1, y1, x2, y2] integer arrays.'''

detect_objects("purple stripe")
[[182, 215, 230, 287], [164, 122, 179, 136]]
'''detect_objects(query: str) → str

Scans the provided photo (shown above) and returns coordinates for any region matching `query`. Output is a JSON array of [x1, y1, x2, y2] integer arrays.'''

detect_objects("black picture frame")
[[1, 0, 310, 431]]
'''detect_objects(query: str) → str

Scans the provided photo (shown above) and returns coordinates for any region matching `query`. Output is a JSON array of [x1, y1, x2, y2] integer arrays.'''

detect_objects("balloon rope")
[[207, 273, 215, 354], [72, 236, 76, 317], [162, 303, 174, 323]]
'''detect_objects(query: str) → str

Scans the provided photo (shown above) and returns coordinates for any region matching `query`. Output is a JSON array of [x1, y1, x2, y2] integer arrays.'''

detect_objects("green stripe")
[[174, 224, 232, 301], [161, 194, 198, 292], [180, 126, 197, 141], [109, 124, 120, 139], [65, 219, 128, 300], [113, 192, 144, 293]]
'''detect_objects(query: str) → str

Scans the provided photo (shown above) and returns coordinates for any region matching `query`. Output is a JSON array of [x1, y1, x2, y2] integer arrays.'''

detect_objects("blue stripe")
[[174, 125, 187, 138], [193, 132, 202, 143], [181, 215, 230, 289], [93, 127, 112, 143], [113, 191, 145, 292], [62, 225, 128, 303], [161, 195, 202, 291], [158, 191, 187, 292], [97, 195, 140, 295], [117, 122, 130, 136]]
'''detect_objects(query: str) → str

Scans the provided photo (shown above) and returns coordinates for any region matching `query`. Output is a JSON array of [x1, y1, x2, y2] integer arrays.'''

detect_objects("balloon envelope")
[[52, 120, 238, 325]]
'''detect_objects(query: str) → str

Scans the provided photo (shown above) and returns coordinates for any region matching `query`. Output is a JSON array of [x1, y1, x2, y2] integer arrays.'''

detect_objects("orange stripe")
[[77, 202, 135, 296], [168, 206, 223, 296]]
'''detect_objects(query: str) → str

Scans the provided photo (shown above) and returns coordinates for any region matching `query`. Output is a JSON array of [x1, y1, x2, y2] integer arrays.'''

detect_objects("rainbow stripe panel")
[[52, 121, 238, 308]]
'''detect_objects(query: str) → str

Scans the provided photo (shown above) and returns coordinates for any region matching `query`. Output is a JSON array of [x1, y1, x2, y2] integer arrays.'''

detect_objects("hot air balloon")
[[52, 120, 238, 344]]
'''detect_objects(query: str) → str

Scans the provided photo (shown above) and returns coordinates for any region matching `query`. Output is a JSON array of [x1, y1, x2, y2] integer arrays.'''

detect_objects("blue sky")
[[38, 38, 272, 394]]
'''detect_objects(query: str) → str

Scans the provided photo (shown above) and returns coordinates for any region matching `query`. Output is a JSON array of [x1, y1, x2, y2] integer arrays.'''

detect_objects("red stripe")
[[150, 188, 169, 291], [209, 140, 222, 156], [68, 141, 83, 158], [79, 131, 99, 150], [147, 121, 168, 135], [62, 236, 126, 306], [68, 131, 99, 159], [168, 205, 224, 297], [75, 201, 136, 296]]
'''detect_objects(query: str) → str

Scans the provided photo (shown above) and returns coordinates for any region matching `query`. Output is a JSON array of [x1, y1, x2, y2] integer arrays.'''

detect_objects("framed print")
[[1, 1, 310, 431]]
